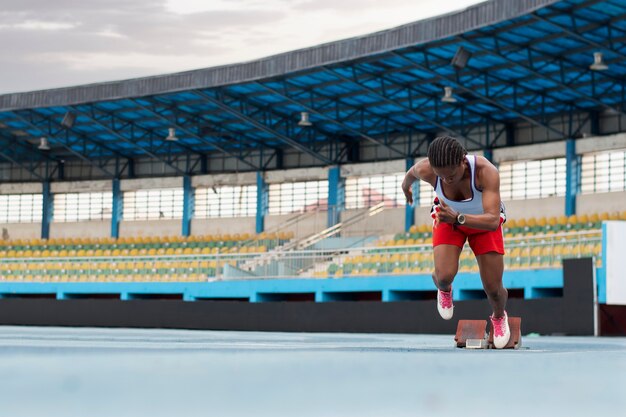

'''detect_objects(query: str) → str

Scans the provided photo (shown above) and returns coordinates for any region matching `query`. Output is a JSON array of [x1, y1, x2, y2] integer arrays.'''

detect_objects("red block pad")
[[455, 320, 488, 348], [488, 316, 522, 349]]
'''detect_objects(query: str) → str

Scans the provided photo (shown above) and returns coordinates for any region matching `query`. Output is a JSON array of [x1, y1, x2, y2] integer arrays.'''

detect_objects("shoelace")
[[491, 315, 506, 337], [439, 290, 452, 309]]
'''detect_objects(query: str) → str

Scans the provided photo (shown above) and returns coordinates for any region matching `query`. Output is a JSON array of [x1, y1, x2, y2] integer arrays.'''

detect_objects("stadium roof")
[[0, 0, 624, 179]]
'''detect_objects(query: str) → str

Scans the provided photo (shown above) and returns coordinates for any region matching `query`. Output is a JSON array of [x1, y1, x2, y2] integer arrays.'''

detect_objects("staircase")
[[231, 203, 386, 279]]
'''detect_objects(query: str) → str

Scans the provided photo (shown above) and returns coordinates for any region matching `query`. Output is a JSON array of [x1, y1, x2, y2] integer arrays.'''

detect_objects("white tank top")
[[434, 155, 485, 215]]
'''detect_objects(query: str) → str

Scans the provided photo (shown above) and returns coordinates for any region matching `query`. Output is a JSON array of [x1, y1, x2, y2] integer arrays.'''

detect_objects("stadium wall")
[[577, 192, 626, 214], [51, 221, 110, 239], [192, 217, 257, 236], [265, 212, 327, 238], [0, 223, 40, 240], [119, 220, 181, 238]]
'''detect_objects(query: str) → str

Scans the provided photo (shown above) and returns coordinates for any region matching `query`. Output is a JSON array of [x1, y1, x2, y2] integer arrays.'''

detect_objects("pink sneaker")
[[490, 311, 511, 349], [437, 288, 453, 320]]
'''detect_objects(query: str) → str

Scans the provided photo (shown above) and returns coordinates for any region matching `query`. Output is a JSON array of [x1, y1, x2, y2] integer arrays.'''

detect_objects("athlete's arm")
[[402, 158, 436, 205]]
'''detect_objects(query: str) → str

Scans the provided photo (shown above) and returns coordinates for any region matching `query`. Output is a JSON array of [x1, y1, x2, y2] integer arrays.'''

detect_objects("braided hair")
[[427, 136, 467, 168]]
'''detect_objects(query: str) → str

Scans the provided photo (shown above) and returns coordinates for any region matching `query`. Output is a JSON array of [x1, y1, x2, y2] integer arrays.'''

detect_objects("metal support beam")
[[349, 62, 499, 145], [0, 131, 58, 180], [327, 166, 344, 229], [460, 36, 626, 117], [194, 90, 332, 165], [391, 51, 568, 139], [565, 138, 578, 216], [139, 96, 259, 169], [25, 109, 128, 171], [325, 67, 483, 149], [182, 175, 193, 237], [256, 172, 267, 234], [0, 148, 44, 181], [9, 111, 116, 178], [254, 82, 407, 158], [111, 178, 122, 239], [532, 13, 626, 62], [134, 98, 261, 170], [483, 148, 493, 163], [271, 77, 448, 150], [69, 106, 186, 176], [41, 181, 52, 240]]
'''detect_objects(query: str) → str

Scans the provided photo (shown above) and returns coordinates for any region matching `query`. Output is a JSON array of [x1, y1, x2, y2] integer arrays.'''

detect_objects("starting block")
[[455, 317, 522, 349], [455, 320, 488, 348]]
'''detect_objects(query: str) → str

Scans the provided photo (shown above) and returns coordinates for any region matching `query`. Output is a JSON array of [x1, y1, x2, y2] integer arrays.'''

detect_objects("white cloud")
[[33, 51, 213, 73], [0, 20, 77, 31], [95, 27, 127, 39], [165, 0, 304, 14]]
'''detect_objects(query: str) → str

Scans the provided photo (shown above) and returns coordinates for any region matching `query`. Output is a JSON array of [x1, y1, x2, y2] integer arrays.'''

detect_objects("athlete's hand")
[[436, 200, 459, 224], [403, 186, 413, 205]]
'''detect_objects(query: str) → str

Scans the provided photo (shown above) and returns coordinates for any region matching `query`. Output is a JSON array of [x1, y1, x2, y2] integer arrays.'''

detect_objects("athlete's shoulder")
[[411, 158, 437, 186], [474, 155, 498, 172], [412, 157, 433, 175], [473, 155, 499, 188]]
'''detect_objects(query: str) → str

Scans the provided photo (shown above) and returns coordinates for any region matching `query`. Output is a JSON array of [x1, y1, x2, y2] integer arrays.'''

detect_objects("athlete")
[[401, 136, 511, 348]]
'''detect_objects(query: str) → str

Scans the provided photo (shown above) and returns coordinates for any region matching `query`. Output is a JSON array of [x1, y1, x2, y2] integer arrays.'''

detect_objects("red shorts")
[[432, 222, 505, 255]]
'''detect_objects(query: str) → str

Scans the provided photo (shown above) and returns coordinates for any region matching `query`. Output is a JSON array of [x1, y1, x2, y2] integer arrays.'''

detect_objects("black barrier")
[[0, 258, 598, 335]]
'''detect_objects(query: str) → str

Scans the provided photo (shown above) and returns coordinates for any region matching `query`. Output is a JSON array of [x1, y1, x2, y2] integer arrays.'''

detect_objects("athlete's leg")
[[432, 244, 462, 291], [431, 220, 465, 320], [475, 252, 507, 317]]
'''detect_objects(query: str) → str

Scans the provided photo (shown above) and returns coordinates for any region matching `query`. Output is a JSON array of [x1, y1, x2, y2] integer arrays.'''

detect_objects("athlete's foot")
[[437, 288, 454, 320], [490, 311, 511, 349]]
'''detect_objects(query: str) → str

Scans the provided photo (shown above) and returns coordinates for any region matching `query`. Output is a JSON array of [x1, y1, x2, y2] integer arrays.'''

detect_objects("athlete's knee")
[[433, 268, 456, 286], [484, 283, 507, 300]]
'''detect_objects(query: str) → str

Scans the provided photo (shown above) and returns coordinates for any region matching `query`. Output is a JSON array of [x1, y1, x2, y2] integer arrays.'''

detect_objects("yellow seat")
[[417, 224, 430, 234], [537, 217, 547, 228], [567, 214, 578, 227]]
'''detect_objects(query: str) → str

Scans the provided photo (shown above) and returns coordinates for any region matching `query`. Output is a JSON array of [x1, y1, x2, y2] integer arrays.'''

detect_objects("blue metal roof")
[[0, 0, 624, 180]]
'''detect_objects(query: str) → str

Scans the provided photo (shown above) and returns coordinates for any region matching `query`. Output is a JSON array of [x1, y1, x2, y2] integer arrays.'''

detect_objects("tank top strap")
[[467, 155, 479, 194]]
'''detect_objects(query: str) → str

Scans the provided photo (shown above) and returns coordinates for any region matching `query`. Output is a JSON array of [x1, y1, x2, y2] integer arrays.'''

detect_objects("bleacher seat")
[[328, 210, 614, 277], [0, 231, 294, 283]]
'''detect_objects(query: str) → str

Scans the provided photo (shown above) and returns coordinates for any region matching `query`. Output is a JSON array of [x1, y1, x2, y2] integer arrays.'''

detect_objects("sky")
[[0, 0, 484, 95]]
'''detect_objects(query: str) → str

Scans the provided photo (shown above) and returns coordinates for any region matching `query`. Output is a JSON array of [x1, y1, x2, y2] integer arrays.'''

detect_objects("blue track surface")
[[0, 326, 623, 416]]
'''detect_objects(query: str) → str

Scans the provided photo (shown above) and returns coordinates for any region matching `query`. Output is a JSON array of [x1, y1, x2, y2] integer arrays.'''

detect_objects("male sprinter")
[[402, 136, 510, 348]]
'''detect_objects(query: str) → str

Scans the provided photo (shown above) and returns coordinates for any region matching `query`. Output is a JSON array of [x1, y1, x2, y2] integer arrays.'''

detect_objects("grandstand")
[[0, 0, 625, 335]]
